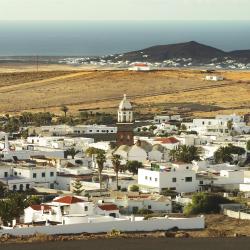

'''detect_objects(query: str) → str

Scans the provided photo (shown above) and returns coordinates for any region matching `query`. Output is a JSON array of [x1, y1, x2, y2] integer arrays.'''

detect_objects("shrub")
[[129, 185, 139, 192], [184, 192, 233, 215], [138, 208, 153, 215]]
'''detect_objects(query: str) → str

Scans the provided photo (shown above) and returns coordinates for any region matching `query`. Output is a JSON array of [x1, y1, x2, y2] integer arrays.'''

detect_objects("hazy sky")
[[0, 0, 249, 21]]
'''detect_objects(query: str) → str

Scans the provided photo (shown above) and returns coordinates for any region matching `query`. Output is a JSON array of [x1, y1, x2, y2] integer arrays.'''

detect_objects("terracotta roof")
[[155, 137, 179, 144], [98, 204, 118, 211], [30, 205, 51, 211], [134, 63, 148, 67], [54, 196, 84, 204]]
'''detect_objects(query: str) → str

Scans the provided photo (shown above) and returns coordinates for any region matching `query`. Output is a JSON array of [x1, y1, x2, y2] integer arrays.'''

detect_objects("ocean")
[[0, 20, 250, 56]]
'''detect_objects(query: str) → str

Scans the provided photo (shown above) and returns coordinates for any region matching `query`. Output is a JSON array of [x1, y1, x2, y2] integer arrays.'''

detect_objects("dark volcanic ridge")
[[2, 41, 250, 69], [111, 41, 250, 62], [102, 41, 250, 69]]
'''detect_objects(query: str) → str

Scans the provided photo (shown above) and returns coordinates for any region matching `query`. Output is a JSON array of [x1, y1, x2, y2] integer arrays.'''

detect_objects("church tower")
[[116, 94, 134, 146]]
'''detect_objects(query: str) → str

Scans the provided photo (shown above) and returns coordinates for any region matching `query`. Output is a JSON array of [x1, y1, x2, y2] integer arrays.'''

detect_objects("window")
[[33, 173, 37, 178], [26, 184, 30, 189], [14, 172, 17, 176], [145, 176, 148, 180], [84, 206, 88, 211], [186, 166, 189, 169], [50, 172, 54, 177], [185, 177, 192, 182], [172, 177, 177, 183], [20, 184, 23, 191], [199, 181, 203, 185], [155, 178, 158, 182], [13, 185, 17, 191], [149, 177, 152, 181], [42, 172, 46, 178], [148, 205, 152, 210], [4, 172, 8, 178]]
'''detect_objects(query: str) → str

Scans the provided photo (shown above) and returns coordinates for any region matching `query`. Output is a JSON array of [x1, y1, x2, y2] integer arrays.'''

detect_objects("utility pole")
[[36, 55, 39, 73]]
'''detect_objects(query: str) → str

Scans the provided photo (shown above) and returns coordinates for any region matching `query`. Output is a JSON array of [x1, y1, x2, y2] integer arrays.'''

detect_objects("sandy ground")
[[0, 64, 249, 116]]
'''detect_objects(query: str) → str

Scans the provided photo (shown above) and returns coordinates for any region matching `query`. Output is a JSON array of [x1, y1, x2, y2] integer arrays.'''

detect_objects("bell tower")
[[116, 94, 134, 146]]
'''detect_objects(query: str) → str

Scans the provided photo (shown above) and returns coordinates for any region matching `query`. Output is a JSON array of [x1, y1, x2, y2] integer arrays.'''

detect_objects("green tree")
[[184, 192, 233, 215], [214, 144, 246, 164], [214, 147, 233, 164], [0, 182, 7, 198], [247, 140, 250, 151], [227, 119, 233, 131], [26, 195, 41, 206], [129, 185, 139, 192], [180, 124, 187, 131], [170, 145, 200, 163], [60, 105, 69, 118], [65, 147, 80, 159], [0, 200, 13, 226], [96, 151, 106, 189], [4, 117, 20, 133], [72, 179, 84, 195], [126, 161, 143, 175], [111, 154, 121, 190], [85, 147, 104, 157]]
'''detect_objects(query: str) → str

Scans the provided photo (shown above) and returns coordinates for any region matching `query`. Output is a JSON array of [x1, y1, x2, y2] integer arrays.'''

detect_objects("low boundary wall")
[[0, 216, 205, 236], [224, 209, 250, 220]]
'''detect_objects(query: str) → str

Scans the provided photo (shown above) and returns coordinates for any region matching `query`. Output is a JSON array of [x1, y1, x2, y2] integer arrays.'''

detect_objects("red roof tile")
[[155, 137, 179, 144], [54, 196, 84, 204], [134, 63, 148, 67], [30, 205, 51, 211], [98, 204, 118, 211]]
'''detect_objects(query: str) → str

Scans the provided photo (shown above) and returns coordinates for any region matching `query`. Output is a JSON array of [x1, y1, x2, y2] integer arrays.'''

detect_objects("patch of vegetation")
[[184, 192, 233, 215]]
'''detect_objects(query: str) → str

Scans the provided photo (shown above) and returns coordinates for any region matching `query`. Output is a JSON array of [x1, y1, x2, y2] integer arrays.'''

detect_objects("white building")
[[109, 194, 172, 213], [205, 75, 224, 81], [128, 63, 152, 71], [13, 165, 57, 189], [154, 115, 181, 124], [73, 125, 117, 135], [24, 195, 121, 225], [138, 163, 198, 193]]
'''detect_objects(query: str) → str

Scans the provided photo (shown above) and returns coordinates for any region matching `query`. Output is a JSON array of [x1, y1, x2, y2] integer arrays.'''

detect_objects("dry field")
[[0, 64, 249, 117]]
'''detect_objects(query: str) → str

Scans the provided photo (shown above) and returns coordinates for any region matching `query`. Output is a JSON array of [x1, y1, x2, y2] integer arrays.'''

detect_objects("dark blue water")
[[0, 21, 250, 56]]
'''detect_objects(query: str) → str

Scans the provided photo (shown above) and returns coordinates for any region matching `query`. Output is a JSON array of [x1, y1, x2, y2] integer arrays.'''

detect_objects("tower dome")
[[119, 94, 132, 111], [117, 94, 133, 123]]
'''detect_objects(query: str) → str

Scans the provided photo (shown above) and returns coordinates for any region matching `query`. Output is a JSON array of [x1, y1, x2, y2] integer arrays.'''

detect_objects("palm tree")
[[60, 105, 69, 118], [111, 154, 121, 190], [96, 151, 106, 189], [65, 147, 80, 159]]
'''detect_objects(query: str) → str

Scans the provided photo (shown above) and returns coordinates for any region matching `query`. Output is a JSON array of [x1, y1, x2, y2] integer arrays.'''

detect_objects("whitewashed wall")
[[0, 216, 204, 236]]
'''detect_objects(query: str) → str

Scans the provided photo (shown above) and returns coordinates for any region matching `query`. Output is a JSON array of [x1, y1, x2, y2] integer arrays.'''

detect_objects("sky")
[[0, 0, 249, 21]]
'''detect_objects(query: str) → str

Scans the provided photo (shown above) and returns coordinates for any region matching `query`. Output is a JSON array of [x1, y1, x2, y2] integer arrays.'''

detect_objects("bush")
[[129, 185, 139, 192], [138, 208, 153, 215], [160, 188, 178, 198], [184, 192, 233, 215]]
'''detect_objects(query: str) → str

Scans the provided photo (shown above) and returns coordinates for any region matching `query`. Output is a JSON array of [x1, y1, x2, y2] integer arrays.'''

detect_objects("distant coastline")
[[0, 20, 250, 57]]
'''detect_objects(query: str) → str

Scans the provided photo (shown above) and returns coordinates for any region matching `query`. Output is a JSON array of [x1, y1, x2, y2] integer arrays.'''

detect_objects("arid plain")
[[0, 64, 249, 117]]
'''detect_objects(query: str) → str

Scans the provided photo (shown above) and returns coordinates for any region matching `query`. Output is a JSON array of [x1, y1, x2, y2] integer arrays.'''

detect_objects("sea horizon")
[[0, 20, 250, 57]]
